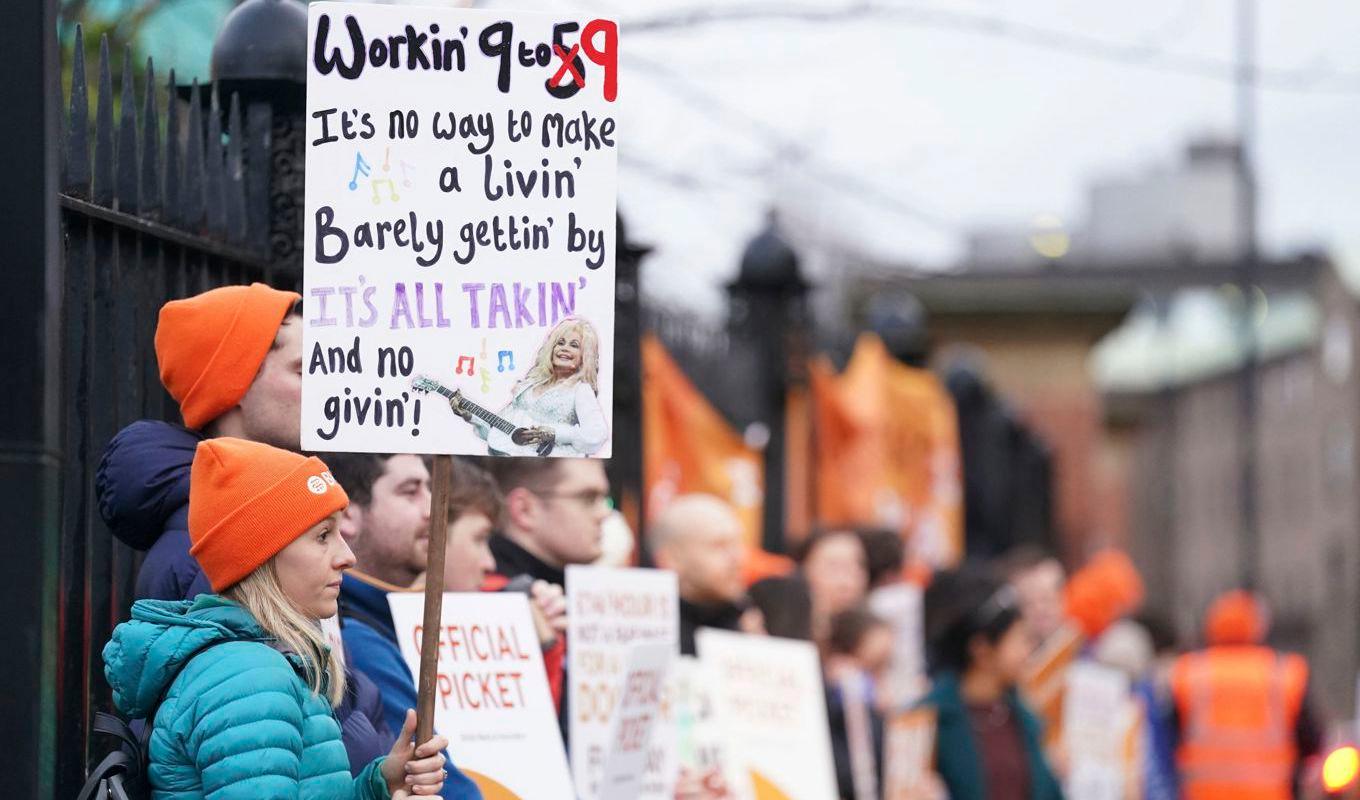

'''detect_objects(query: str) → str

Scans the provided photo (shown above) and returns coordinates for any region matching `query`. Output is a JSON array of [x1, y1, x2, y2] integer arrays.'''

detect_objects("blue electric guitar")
[[411, 375, 555, 457]]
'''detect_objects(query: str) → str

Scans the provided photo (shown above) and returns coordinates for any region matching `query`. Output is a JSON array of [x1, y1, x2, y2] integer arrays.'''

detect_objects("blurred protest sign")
[[388, 591, 573, 798], [672, 655, 737, 793], [567, 565, 680, 799], [868, 583, 927, 707], [1021, 623, 1084, 747], [1062, 661, 1136, 800], [839, 671, 878, 800], [696, 629, 838, 800], [883, 708, 937, 800], [598, 642, 676, 800], [304, 2, 619, 457]]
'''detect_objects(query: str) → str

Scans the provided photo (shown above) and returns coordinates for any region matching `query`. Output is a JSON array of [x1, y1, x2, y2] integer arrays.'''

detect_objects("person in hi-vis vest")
[[1170, 590, 1322, 800]]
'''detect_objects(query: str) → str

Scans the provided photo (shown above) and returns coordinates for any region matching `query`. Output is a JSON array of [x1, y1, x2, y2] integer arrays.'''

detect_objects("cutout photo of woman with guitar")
[[438, 316, 609, 457]]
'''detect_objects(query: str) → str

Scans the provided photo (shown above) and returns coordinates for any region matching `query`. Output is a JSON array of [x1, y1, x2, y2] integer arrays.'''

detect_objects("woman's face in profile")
[[551, 331, 583, 372]]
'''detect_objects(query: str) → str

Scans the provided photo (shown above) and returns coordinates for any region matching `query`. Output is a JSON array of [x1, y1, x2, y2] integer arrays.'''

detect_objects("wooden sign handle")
[[415, 453, 453, 744]]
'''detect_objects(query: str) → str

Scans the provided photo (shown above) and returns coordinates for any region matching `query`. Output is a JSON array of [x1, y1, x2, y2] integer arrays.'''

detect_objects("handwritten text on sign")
[[567, 566, 680, 800], [303, 4, 618, 456]]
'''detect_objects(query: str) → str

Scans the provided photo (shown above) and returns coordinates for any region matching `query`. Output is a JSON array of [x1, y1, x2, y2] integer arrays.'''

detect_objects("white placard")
[[566, 565, 680, 800], [598, 642, 675, 800], [696, 629, 839, 800], [1062, 661, 1133, 800], [868, 583, 927, 707], [387, 592, 574, 799], [303, 3, 619, 457], [671, 656, 736, 792], [320, 614, 346, 670]]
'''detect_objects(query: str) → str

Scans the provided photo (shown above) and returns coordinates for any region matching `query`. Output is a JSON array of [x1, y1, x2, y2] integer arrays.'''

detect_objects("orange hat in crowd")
[[1205, 589, 1268, 646], [155, 283, 300, 429], [1064, 550, 1144, 639], [188, 438, 348, 592]]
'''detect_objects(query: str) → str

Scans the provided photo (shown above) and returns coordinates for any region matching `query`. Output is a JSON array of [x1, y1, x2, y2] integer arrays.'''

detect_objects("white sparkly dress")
[[472, 379, 608, 456]]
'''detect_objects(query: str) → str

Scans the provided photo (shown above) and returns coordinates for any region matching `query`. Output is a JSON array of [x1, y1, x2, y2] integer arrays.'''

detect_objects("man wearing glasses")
[[482, 458, 612, 744]]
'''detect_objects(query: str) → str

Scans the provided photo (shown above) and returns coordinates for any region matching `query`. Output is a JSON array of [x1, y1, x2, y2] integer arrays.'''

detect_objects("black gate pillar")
[[609, 213, 650, 559], [210, 0, 308, 287], [0, 0, 62, 796], [726, 213, 810, 554]]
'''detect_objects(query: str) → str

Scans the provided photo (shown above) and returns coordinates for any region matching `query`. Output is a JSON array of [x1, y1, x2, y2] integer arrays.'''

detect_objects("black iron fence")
[[54, 27, 285, 797]]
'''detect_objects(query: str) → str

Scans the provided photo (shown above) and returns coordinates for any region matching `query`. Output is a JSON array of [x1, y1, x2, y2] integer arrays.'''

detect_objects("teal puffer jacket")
[[103, 595, 391, 800]]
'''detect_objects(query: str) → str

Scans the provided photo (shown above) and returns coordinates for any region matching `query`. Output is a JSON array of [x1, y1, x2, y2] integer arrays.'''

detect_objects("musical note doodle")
[[348, 152, 371, 190], [479, 337, 488, 361], [479, 366, 492, 394], [455, 355, 475, 375], [400, 160, 416, 188], [496, 350, 516, 373], [382, 146, 392, 173], [370, 178, 399, 204]]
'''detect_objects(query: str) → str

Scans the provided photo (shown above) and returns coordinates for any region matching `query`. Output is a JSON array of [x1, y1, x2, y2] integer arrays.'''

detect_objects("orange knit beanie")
[[155, 283, 300, 430], [188, 438, 349, 592]]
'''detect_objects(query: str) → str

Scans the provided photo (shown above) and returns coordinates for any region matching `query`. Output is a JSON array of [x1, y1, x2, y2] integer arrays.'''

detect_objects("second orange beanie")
[[188, 438, 348, 592], [155, 283, 300, 430]]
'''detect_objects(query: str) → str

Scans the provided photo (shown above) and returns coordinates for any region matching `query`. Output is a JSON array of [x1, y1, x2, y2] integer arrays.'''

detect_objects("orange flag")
[[811, 334, 964, 567], [642, 335, 791, 581]]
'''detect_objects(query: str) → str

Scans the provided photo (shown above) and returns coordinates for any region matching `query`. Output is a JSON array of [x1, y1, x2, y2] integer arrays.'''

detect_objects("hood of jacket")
[[103, 595, 268, 719], [97, 420, 203, 550]]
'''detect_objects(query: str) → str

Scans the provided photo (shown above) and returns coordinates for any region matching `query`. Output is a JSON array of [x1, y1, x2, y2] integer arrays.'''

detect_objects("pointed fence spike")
[[163, 68, 181, 225], [64, 24, 90, 196], [92, 34, 115, 206], [140, 57, 161, 216], [116, 45, 139, 213], [225, 92, 246, 243], [204, 84, 225, 237], [182, 79, 205, 230]]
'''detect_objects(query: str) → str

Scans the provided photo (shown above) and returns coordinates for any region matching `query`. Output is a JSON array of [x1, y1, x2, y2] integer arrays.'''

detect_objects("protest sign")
[[598, 642, 675, 800], [1062, 661, 1136, 800], [320, 614, 346, 669], [1021, 622, 1085, 747], [671, 656, 737, 794], [867, 583, 927, 707], [882, 708, 937, 800], [566, 565, 680, 800], [303, 2, 619, 458], [696, 629, 838, 800], [388, 592, 573, 799], [839, 671, 878, 800]]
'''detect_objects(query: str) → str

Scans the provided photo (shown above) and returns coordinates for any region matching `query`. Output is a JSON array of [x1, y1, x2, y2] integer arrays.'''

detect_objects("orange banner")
[[811, 334, 964, 567], [642, 335, 765, 552]]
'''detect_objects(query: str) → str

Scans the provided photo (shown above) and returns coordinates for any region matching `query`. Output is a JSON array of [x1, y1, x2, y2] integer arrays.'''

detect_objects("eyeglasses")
[[530, 488, 613, 510]]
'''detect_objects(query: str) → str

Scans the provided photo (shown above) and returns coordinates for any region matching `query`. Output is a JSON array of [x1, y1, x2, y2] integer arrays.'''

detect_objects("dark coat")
[[96, 419, 397, 776], [919, 672, 1064, 800], [97, 420, 211, 601]]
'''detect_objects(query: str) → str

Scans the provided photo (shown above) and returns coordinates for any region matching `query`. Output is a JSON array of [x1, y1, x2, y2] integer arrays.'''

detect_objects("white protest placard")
[[388, 592, 573, 799], [868, 583, 927, 708], [320, 615, 346, 669], [566, 565, 680, 800], [671, 656, 736, 793], [1062, 661, 1134, 800], [304, 3, 619, 457], [598, 642, 675, 800], [696, 629, 839, 800], [882, 708, 937, 800]]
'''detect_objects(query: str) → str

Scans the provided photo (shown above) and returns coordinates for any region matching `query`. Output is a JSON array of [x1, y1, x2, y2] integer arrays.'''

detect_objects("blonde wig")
[[225, 560, 346, 707], [516, 316, 600, 394]]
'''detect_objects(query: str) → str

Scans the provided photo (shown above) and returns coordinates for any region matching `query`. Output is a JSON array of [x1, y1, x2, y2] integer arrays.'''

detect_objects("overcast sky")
[[472, 0, 1360, 315]]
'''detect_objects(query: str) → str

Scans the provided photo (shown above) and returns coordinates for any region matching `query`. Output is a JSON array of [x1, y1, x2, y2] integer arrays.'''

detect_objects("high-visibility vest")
[[1170, 646, 1308, 800]]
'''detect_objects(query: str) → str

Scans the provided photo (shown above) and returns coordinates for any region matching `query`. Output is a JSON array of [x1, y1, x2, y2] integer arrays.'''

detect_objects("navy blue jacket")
[[339, 572, 482, 800], [96, 419, 396, 776]]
